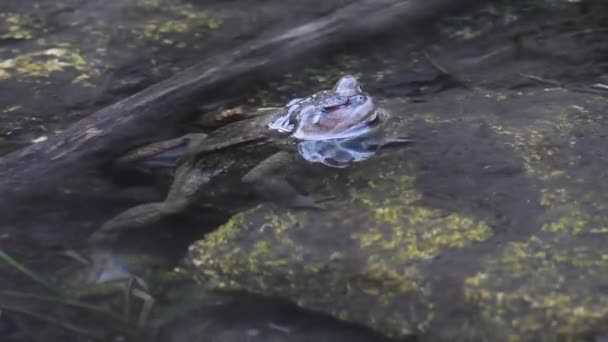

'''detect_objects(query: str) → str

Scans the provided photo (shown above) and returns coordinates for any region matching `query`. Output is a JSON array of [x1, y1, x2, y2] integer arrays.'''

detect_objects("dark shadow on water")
[[155, 292, 411, 342]]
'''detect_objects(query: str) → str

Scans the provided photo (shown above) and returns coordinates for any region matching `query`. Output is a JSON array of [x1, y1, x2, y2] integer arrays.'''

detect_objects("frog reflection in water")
[[89, 75, 411, 242]]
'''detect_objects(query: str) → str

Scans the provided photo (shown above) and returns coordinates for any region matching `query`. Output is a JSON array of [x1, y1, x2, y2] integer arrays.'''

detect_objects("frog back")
[[185, 113, 289, 157]]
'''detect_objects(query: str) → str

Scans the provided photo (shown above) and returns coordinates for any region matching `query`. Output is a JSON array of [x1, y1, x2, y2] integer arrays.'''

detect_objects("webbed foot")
[[89, 202, 178, 243]]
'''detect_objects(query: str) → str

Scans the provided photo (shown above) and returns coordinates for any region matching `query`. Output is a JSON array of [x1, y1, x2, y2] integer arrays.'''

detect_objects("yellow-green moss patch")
[[0, 48, 90, 79], [0, 14, 36, 40], [465, 234, 608, 339], [353, 208, 490, 260], [132, 2, 222, 45]]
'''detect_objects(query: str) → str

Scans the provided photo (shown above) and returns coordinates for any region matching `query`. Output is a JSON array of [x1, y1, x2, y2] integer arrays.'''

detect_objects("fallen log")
[[0, 0, 487, 208]]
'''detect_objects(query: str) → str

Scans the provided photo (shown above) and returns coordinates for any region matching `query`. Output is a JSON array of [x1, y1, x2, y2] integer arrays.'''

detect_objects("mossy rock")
[[183, 87, 608, 341]]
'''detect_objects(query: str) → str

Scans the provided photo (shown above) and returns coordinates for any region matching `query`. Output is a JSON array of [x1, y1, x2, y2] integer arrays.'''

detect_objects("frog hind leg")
[[114, 133, 209, 167], [242, 151, 324, 209], [110, 133, 209, 188], [89, 158, 215, 243]]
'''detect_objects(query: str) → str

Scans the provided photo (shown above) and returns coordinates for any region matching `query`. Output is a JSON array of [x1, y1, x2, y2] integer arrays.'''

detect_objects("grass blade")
[[0, 248, 66, 298]]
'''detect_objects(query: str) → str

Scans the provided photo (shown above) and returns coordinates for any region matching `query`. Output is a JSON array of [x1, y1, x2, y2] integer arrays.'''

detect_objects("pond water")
[[2, 0, 607, 341]]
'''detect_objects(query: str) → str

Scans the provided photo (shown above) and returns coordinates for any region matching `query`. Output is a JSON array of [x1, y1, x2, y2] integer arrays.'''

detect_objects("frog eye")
[[335, 75, 359, 94], [352, 95, 366, 104]]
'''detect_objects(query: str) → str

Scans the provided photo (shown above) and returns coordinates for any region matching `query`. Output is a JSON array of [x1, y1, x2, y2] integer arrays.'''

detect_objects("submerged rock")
[[183, 88, 608, 341]]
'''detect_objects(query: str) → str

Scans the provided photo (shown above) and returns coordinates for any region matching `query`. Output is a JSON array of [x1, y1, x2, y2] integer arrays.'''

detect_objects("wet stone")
[[183, 88, 608, 341]]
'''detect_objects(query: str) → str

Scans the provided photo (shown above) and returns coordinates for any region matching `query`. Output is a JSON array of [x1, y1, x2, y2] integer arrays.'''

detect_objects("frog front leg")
[[242, 151, 325, 209], [89, 158, 218, 243]]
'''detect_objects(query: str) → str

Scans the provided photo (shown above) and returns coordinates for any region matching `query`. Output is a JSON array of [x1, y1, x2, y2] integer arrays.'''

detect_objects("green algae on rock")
[[0, 13, 41, 41], [464, 230, 608, 340], [0, 48, 89, 80], [185, 151, 493, 338]]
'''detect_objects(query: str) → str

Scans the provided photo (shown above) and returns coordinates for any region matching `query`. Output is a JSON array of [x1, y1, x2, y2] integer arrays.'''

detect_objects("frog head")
[[292, 75, 386, 140]]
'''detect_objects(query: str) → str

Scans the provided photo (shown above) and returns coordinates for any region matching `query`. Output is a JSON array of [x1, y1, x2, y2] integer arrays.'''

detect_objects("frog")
[[89, 75, 411, 243]]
